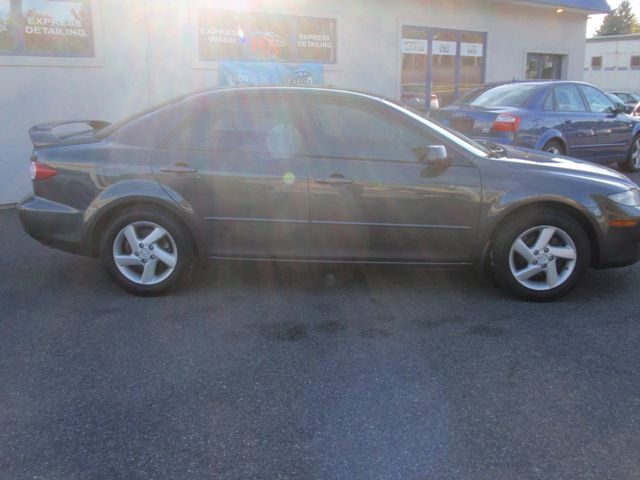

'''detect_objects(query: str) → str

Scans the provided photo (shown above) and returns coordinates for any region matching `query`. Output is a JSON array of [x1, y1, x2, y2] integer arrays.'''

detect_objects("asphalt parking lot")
[[1, 171, 640, 480]]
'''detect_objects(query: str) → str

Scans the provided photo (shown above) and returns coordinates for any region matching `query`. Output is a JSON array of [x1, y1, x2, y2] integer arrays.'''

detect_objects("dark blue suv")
[[432, 81, 640, 172]]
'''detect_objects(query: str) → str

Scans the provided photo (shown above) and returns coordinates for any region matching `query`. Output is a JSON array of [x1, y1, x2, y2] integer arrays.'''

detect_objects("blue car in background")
[[432, 81, 640, 172]]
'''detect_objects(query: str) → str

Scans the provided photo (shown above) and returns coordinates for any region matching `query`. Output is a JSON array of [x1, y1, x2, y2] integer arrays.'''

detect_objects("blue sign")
[[219, 61, 324, 86]]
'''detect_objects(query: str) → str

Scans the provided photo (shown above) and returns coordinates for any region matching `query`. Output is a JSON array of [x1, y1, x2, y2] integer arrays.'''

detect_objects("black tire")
[[491, 210, 590, 301], [542, 140, 565, 156], [617, 134, 640, 173], [99, 207, 194, 296]]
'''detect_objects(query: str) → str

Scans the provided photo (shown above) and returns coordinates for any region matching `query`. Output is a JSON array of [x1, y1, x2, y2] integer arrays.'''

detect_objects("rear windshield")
[[469, 84, 539, 107]]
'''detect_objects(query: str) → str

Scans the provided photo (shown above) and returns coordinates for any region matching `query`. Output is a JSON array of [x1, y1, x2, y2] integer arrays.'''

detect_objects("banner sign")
[[1, 0, 94, 56], [219, 61, 324, 86], [199, 9, 336, 64]]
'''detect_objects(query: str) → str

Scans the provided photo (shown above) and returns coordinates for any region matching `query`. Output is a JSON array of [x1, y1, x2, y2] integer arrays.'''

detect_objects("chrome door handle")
[[314, 176, 354, 185], [597, 129, 612, 135], [160, 163, 198, 174]]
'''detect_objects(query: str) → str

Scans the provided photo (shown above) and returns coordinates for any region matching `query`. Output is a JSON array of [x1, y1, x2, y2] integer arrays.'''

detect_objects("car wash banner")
[[219, 61, 324, 86], [198, 9, 336, 64]]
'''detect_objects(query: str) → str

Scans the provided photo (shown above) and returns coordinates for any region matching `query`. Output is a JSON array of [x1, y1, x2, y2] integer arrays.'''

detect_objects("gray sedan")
[[17, 86, 640, 300]]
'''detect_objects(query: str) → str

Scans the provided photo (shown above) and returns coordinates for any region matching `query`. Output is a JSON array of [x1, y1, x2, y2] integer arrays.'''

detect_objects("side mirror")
[[612, 102, 626, 115], [415, 145, 450, 165]]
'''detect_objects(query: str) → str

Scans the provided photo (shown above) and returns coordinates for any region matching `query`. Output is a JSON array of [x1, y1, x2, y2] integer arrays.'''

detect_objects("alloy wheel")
[[112, 221, 178, 286], [508, 225, 577, 291]]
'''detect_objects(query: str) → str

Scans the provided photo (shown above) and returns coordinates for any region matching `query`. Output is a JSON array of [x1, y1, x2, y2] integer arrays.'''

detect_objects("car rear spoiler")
[[29, 120, 111, 147]]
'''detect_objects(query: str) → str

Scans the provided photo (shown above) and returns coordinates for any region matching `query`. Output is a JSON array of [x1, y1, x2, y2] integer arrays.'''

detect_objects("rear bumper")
[[17, 196, 92, 256]]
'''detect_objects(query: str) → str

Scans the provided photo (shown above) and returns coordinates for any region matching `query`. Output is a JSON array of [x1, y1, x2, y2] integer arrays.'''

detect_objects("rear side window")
[[304, 99, 435, 162], [165, 97, 301, 157], [552, 84, 586, 112], [469, 84, 538, 107]]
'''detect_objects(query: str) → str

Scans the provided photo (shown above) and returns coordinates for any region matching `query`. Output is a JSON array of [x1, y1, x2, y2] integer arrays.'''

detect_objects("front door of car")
[[298, 96, 482, 262], [152, 93, 309, 258], [578, 84, 633, 162]]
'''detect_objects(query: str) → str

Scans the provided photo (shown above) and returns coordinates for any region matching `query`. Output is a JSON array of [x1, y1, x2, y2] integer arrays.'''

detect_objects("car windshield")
[[469, 84, 538, 107]]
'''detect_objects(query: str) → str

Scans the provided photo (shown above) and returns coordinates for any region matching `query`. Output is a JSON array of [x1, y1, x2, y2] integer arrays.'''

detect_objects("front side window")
[[552, 84, 586, 112], [0, 0, 94, 57], [307, 100, 434, 162], [166, 97, 301, 157], [579, 84, 615, 113]]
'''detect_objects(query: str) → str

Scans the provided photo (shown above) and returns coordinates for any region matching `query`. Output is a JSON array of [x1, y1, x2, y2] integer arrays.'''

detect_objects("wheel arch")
[[536, 132, 567, 154], [85, 196, 203, 257], [481, 201, 600, 273]]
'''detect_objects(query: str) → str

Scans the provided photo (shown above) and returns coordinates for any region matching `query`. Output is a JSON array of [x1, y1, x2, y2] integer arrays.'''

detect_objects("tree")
[[595, 0, 640, 36]]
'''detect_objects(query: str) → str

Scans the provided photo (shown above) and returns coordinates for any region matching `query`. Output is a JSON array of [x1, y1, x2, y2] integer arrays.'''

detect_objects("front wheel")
[[491, 211, 590, 301], [99, 208, 193, 296], [617, 134, 640, 173]]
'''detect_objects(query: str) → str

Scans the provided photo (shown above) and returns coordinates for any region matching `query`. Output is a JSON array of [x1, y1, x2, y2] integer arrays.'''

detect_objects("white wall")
[[0, 0, 590, 204], [584, 35, 640, 91]]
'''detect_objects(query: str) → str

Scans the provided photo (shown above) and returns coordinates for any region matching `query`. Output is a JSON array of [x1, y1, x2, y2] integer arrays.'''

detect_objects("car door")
[[153, 92, 310, 258], [578, 83, 633, 162], [545, 84, 600, 160], [297, 94, 482, 262]]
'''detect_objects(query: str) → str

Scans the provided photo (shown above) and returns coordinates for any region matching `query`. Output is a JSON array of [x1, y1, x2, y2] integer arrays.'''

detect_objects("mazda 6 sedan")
[[18, 86, 640, 300]]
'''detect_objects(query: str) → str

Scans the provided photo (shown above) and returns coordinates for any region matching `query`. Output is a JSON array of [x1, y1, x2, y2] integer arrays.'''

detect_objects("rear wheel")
[[99, 208, 193, 296], [491, 210, 590, 301], [617, 134, 640, 172], [542, 140, 565, 156]]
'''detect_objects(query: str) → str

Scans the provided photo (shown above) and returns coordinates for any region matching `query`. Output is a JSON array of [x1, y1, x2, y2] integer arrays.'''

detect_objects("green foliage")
[[595, 0, 640, 36]]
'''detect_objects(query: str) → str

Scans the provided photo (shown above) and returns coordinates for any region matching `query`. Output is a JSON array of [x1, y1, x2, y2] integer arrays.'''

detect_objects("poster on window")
[[0, 0, 15, 53], [198, 9, 336, 64], [22, 0, 94, 56]]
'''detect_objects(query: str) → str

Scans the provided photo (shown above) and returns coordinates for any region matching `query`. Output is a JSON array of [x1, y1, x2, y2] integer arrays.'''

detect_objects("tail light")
[[492, 113, 521, 132], [30, 160, 58, 181]]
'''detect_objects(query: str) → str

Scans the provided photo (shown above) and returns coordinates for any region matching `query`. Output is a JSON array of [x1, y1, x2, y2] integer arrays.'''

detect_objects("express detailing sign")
[[1, 0, 93, 57], [198, 9, 337, 64]]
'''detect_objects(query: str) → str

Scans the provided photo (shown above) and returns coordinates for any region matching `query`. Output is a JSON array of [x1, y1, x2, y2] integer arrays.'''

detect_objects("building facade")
[[584, 34, 640, 91], [0, 0, 607, 204]]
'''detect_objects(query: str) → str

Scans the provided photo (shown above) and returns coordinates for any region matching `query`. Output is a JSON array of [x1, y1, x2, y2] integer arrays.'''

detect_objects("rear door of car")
[[153, 91, 310, 258], [545, 84, 600, 160], [577, 83, 632, 162], [297, 93, 482, 262]]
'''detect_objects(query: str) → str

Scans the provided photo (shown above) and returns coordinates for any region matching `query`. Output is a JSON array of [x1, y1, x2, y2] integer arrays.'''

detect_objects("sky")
[[586, 0, 640, 36]]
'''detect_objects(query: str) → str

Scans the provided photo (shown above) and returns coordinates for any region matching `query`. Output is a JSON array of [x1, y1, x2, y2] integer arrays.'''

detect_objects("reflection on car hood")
[[495, 146, 637, 189]]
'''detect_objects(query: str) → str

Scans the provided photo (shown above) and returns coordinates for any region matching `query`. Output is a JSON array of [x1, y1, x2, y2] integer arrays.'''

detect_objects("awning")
[[513, 0, 611, 13]]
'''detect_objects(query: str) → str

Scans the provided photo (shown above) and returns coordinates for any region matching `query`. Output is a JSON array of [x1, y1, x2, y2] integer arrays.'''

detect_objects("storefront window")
[[198, 9, 336, 64], [401, 26, 486, 111], [0, 0, 93, 57], [526, 53, 563, 79]]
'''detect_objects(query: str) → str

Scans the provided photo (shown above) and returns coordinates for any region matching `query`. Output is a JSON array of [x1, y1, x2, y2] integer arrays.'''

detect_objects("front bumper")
[[595, 204, 640, 268], [17, 196, 92, 256]]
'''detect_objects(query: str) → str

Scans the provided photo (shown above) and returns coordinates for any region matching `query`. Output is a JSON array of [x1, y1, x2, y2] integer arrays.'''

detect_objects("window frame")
[[577, 83, 616, 114], [551, 84, 588, 113], [299, 93, 469, 165], [161, 92, 308, 157]]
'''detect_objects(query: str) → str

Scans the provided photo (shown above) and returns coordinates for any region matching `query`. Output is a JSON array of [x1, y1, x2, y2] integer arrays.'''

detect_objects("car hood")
[[493, 146, 638, 190]]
